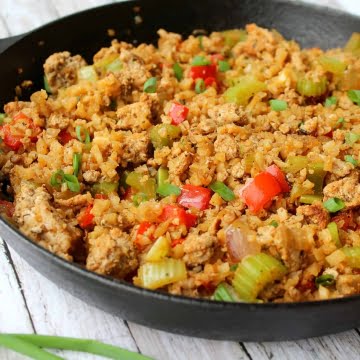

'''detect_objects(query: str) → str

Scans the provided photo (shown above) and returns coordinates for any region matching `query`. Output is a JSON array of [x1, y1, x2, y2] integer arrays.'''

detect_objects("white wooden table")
[[0, 1, 360, 359]]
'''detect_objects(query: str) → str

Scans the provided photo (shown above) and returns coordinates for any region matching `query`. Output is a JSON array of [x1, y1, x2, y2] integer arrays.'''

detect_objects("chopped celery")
[[143, 178, 156, 199], [285, 156, 308, 173], [157, 167, 169, 187], [244, 153, 255, 173], [78, 66, 98, 82], [145, 236, 170, 262], [157, 183, 181, 197], [299, 194, 322, 204], [150, 124, 181, 149], [342, 247, 360, 268], [296, 77, 327, 97], [345, 132, 360, 145], [232, 253, 287, 302], [323, 197, 345, 213], [344, 32, 360, 55], [307, 162, 326, 195], [0, 113, 5, 125], [91, 182, 118, 195], [290, 183, 310, 202], [319, 56, 346, 75], [126, 172, 156, 199], [213, 283, 240, 302], [126, 172, 142, 190], [93, 53, 118, 71], [327, 222, 341, 248], [137, 258, 187, 290], [224, 75, 266, 106], [222, 29, 247, 47], [106, 58, 122, 73]]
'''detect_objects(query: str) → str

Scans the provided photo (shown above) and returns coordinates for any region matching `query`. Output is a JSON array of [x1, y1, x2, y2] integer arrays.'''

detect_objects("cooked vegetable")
[[336, 117, 345, 127], [345, 132, 360, 145], [209, 181, 235, 201], [319, 56, 346, 75], [241, 172, 281, 213], [344, 155, 358, 166], [299, 194, 322, 204], [92, 182, 118, 195], [0, 200, 15, 217], [269, 220, 278, 227], [348, 89, 360, 105], [224, 75, 266, 106], [58, 130, 73, 145], [136, 258, 187, 289], [191, 55, 211, 66], [189, 64, 217, 80], [222, 29, 247, 47], [150, 124, 181, 148], [143, 77, 157, 93], [218, 60, 230, 72], [78, 66, 98, 82], [195, 78, 206, 94], [177, 184, 212, 210], [132, 193, 148, 206], [72, 153, 81, 177], [78, 204, 94, 229], [284, 156, 308, 173], [213, 283, 240, 302], [307, 162, 326, 195], [169, 102, 189, 124], [315, 274, 335, 288], [173, 62, 183, 81], [105, 58, 122, 73], [323, 197, 345, 213], [344, 32, 360, 55], [232, 253, 287, 301], [270, 99, 288, 111], [157, 183, 181, 197], [156, 167, 169, 187], [145, 236, 170, 262], [43, 76, 52, 94], [75, 126, 91, 144], [64, 174, 81, 192], [135, 221, 153, 249], [324, 96, 337, 107], [342, 247, 360, 268], [159, 204, 197, 228], [296, 77, 327, 97], [265, 164, 290, 192], [327, 222, 341, 248], [50, 170, 65, 188]]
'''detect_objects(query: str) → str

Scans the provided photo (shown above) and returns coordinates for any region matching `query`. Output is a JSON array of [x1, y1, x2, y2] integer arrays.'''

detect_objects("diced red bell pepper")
[[169, 102, 189, 125], [2, 112, 40, 151], [135, 221, 154, 249], [58, 130, 74, 145], [204, 77, 217, 88], [241, 172, 282, 213], [95, 194, 108, 200], [78, 204, 94, 229], [0, 200, 15, 217], [159, 204, 197, 228], [177, 184, 212, 211], [171, 238, 186, 248], [189, 64, 217, 81], [265, 164, 290, 192]]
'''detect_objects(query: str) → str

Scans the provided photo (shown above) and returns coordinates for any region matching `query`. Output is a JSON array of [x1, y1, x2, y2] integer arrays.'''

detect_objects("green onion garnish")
[[336, 117, 345, 127], [43, 76, 52, 94], [327, 222, 341, 248], [133, 193, 148, 206], [198, 35, 204, 50], [345, 132, 360, 145], [345, 155, 358, 166], [173, 63, 183, 81], [269, 220, 279, 227], [348, 89, 360, 105], [73, 153, 82, 177], [230, 264, 238, 272], [324, 96, 337, 107], [209, 181, 235, 201], [76, 126, 91, 144], [299, 194, 322, 204], [191, 55, 210, 66], [195, 78, 205, 94], [218, 60, 230, 72], [143, 77, 157, 93], [315, 274, 335, 288], [63, 174, 80, 192], [323, 197, 345, 213], [269, 99, 288, 111], [213, 283, 236, 302], [50, 170, 65, 188], [0, 113, 5, 125], [156, 183, 181, 197], [0, 333, 152, 360]]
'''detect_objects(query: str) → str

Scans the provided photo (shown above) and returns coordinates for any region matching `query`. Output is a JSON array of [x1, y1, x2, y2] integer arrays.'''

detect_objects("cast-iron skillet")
[[0, 0, 359, 341]]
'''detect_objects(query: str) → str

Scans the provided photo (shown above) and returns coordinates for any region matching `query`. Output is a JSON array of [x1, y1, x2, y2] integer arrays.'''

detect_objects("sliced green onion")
[[157, 183, 181, 197], [345, 132, 360, 145], [191, 55, 210, 66], [269, 220, 279, 227], [323, 197, 345, 213], [143, 77, 157, 93], [348, 89, 360, 105], [63, 174, 80, 192], [299, 194, 322, 204], [78, 66, 98, 82], [198, 35, 204, 50], [0, 334, 62, 360], [133, 193, 149, 206], [209, 181, 235, 201], [218, 60, 230, 72], [315, 274, 335, 288], [336, 117, 345, 127], [43, 76, 52, 94], [0, 113, 5, 125], [8, 333, 152, 360], [173, 63, 183, 81], [269, 99, 288, 111], [75, 126, 91, 144], [232, 253, 287, 302], [213, 283, 239, 302], [50, 170, 65, 188], [156, 167, 169, 187], [344, 155, 358, 166], [195, 78, 205, 94], [92, 182, 118, 195], [324, 96, 337, 108], [327, 222, 341, 248], [73, 153, 81, 177], [342, 247, 360, 268]]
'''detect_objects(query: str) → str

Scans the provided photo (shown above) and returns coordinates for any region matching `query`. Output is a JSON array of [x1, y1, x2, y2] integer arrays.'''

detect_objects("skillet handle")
[[0, 34, 24, 54]]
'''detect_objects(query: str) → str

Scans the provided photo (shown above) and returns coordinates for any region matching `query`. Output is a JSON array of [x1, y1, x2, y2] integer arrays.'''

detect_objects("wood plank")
[[128, 323, 250, 360], [8, 246, 142, 360]]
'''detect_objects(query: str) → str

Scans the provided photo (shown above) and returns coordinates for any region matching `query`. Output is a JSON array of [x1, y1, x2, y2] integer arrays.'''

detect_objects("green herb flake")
[[218, 60, 231, 72], [315, 274, 335, 288], [324, 96, 337, 108], [270, 99, 288, 111]]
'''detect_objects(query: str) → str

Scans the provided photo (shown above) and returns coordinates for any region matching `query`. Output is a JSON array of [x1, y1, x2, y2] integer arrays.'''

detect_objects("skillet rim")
[[0, 0, 360, 311]]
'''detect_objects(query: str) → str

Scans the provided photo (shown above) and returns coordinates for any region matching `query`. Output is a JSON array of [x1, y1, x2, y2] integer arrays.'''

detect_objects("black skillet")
[[0, 0, 359, 341]]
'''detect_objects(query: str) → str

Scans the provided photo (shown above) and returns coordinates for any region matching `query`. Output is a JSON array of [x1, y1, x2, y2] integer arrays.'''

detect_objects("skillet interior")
[[0, 0, 360, 341]]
